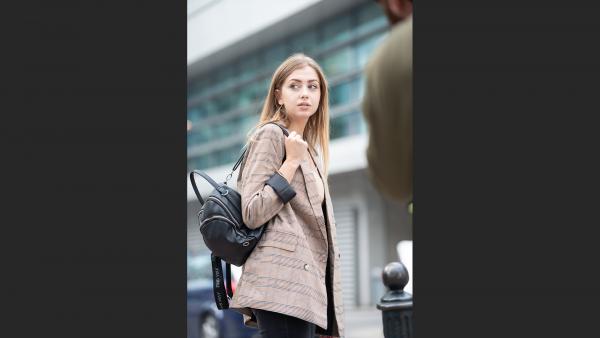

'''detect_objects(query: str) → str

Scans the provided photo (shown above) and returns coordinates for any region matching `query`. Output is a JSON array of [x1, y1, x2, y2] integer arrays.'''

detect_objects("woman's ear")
[[275, 89, 282, 105]]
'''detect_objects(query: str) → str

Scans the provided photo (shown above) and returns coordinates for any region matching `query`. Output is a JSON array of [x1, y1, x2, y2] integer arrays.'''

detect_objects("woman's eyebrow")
[[288, 78, 319, 83]]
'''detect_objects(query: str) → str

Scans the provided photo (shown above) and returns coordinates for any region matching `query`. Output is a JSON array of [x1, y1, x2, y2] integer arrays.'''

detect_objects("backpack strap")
[[225, 263, 233, 299], [190, 170, 231, 206], [211, 254, 231, 310], [226, 121, 289, 182], [189, 171, 204, 206]]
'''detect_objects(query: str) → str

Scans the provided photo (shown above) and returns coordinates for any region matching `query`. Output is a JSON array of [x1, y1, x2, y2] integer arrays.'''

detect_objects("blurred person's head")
[[251, 53, 330, 175], [376, 0, 413, 25]]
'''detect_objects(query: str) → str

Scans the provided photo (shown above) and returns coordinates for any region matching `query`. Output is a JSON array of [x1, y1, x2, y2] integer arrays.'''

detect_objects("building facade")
[[187, 0, 412, 308]]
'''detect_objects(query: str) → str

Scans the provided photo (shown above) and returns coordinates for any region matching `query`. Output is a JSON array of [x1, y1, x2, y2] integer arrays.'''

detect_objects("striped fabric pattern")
[[229, 123, 345, 337]]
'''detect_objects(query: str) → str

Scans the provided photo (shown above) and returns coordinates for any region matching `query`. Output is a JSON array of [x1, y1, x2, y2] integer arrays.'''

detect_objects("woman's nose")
[[300, 87, 309, 98]]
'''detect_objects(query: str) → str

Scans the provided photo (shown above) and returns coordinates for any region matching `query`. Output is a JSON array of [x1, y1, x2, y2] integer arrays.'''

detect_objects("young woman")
[[229, 54, 344, 338]]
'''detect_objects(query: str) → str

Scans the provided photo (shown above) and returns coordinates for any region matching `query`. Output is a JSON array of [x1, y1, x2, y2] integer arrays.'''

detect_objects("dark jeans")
[[252, 308, 316, 338]]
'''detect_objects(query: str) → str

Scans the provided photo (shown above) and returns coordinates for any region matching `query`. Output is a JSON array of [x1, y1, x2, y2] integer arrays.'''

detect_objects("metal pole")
[[377, 261, 413, 338]]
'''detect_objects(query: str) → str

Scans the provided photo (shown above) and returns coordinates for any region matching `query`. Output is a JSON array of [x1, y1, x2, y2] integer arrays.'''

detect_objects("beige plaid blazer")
[[229, 123, 345, 337]]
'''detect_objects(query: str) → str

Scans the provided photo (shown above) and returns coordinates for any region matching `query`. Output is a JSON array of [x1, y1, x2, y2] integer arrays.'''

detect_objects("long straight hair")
[[245, 53, 330, 177]]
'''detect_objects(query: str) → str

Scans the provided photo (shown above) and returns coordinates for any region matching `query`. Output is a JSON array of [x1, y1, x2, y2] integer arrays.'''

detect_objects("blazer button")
[[304, 264, 310, 271]]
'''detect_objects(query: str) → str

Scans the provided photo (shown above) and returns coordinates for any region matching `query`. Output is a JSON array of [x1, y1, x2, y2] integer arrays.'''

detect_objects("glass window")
[[330, 81, 351, 107], [241, 114, 259, 133], [190, 129, 202, 145], [239, 54, 261, 82], [213, 93, 237, 115], [319, 46, 354, 78], [188, 76, 210, 99], [211, 145, 231, 167], [189, 155, 215, 171], [200, 99, 218, 118], [188, 107, 201, 123], [225, 143, 244, 165], [253, 80, 268, 103], [203, 154, 217, 169], [261, 76, 271, 93], [322, 15, 353, 47], [264, 44, 289, 74], [291, 28, 319, 55], [215, 148, 227, 165], [214, 65, 236, 92], [356, 32, 387, 68], [187, 132, 197, 148], [189, 126, 209, 145], [238, 83, 257, 109], [215, 122, 229, 139], [329, 76, 360, 107], [194, 100, 209, 118], [199, 75, 222, 99], [248, 76, 271, 103], [330, 112, 346, 139], [357, 75, 366, 99], [190, 156, 199, 170], [330, 110, 364, 139], [355, 2, 387, 36], [195, 155, 207, 170]]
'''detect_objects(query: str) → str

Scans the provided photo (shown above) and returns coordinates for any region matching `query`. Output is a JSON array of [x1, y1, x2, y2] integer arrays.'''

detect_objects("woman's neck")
[[285, 118, 308, 138]]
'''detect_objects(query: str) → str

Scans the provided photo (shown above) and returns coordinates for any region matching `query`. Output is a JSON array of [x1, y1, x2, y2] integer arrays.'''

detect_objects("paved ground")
[[343, 306, 384, 338]]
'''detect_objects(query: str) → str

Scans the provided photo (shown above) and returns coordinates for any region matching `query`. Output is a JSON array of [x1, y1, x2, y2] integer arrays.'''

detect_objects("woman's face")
[[276, 66, 321, 123]]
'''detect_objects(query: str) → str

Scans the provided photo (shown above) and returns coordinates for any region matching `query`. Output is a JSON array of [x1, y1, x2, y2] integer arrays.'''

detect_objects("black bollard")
[[377, 262, 413, 338]]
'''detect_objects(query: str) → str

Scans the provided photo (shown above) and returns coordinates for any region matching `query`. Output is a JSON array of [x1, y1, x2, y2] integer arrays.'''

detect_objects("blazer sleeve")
[[239, 124, 296, 229]]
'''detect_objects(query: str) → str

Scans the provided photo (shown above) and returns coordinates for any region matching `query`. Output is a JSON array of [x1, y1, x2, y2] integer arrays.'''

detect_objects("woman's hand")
[[284, 131, 308, 166], [278, 131, 308, 183]]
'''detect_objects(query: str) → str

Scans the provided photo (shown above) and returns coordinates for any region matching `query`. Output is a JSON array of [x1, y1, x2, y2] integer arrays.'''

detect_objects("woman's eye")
[[288, 83, 318, 90]]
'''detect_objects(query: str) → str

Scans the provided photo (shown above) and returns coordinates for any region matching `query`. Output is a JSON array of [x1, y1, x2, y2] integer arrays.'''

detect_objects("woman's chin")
[[290, 110, 316, 120]]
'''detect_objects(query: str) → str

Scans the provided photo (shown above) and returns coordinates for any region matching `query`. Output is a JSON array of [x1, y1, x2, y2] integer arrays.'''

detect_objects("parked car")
[[187, 252, 259, 338]]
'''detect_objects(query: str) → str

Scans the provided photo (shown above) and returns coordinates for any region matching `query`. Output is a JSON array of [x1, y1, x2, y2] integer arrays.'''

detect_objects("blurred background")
[[187, 1, 412, 337]]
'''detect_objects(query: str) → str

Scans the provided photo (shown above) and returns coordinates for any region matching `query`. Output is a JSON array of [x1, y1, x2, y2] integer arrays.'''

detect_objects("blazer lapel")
[[300, 148, 329, 245], [312, 149, 335, 231]]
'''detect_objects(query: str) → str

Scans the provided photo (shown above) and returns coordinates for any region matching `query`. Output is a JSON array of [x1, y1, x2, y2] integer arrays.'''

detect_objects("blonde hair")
[[246, 53, 330, 177]]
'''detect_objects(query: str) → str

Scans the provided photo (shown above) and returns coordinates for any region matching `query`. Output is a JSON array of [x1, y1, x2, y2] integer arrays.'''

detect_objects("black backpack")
[[189, 121, 289, 309]]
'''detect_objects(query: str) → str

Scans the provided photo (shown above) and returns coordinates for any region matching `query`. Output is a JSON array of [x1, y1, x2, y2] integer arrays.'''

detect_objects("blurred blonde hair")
[[246, 53, 330, 177]]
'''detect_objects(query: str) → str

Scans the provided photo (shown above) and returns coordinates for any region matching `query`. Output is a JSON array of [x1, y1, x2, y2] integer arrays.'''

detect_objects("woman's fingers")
[[287, 131, 307, 146]]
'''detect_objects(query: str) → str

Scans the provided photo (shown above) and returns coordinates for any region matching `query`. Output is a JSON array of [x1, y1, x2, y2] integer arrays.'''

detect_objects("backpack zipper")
[[205, 196, 241, 228], [200, 215, 245, 238]]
